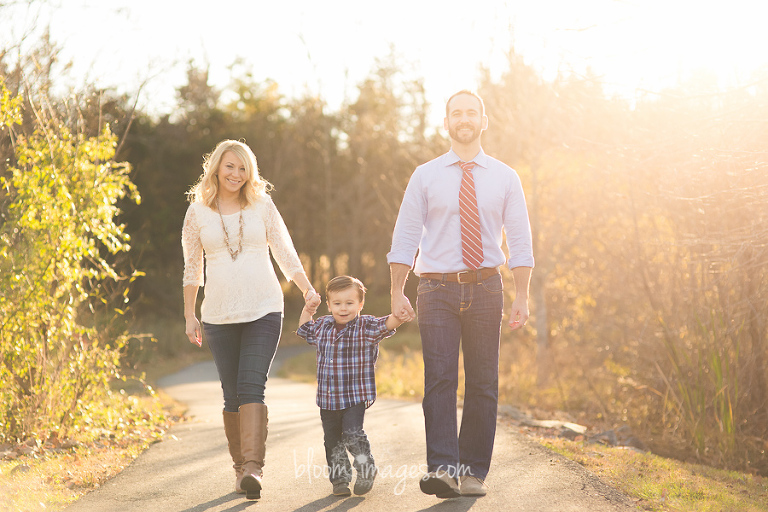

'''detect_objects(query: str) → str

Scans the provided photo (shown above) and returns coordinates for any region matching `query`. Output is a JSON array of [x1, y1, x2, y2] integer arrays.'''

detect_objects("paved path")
[[65, 345, 639, 512]]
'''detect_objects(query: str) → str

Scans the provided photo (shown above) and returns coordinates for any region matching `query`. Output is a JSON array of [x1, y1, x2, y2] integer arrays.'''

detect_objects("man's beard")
[[448, 123, 480, 143]]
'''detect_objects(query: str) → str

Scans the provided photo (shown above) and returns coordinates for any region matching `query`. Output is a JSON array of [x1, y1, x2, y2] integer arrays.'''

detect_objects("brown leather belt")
[[419, 267, 500, 284]]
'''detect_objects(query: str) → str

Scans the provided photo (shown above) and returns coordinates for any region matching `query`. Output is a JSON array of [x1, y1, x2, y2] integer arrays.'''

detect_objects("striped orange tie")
[[459, 162, 483, 269]]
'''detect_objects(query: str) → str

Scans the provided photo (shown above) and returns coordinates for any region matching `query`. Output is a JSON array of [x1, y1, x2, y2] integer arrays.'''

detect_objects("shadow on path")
[[63, 344, 639, 512], [178, 493, 242, 512]]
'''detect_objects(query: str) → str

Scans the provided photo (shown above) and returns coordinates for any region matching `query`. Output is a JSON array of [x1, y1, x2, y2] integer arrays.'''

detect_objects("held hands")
[[298, 289, 320, 327], [185, 316, 202, 347], [391, 292, 416, 323], [304, 289, 321, 315]]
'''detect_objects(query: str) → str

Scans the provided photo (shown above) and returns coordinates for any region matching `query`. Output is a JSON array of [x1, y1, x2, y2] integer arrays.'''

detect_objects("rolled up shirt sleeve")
[[387, 168, 425, 268], [503, 172, 535, 269]]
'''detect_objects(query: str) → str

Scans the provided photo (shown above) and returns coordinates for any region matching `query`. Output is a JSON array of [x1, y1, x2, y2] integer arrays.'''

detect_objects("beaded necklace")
[[216, 197, 244, 261]]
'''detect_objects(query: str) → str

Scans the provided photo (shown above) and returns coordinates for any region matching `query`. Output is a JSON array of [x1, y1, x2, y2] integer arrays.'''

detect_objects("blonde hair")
[[186, 140, 273, 207]]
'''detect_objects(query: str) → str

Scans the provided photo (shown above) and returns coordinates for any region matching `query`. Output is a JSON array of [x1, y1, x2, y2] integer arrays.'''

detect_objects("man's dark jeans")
[[417, 273, 503, 481]]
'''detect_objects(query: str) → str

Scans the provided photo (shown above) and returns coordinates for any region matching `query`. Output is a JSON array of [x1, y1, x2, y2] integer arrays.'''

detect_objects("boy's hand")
[[386, 312, 406, 330], [391, 292, 415, 322], [299, 292, 319, 328], [304, 289, 321, 310], [303, 289, 320, 317], [391, 310, 412, 323]]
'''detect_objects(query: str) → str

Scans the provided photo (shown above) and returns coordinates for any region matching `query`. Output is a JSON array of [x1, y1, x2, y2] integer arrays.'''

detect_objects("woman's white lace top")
[[182, 196, 305, 324]]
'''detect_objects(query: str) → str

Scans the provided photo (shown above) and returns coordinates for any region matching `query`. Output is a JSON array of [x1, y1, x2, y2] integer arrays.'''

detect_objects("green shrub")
[[0, 79, 141, 444]]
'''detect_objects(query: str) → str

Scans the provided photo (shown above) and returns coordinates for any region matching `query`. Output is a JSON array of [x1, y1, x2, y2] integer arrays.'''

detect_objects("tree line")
[[1, 31, 766, 476]]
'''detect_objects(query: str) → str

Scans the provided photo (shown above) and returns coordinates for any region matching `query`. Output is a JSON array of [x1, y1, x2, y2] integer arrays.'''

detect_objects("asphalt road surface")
[[64, 345, 639, 512]]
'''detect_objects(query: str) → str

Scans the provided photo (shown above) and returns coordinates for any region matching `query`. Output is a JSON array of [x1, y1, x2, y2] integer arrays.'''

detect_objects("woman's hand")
[[304, 289, 321, 311], [185, 316, 202, 347]]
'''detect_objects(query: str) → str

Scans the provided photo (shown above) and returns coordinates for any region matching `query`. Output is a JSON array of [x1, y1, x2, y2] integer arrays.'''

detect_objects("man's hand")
[[391, 291, 416, 322], [390, 263, 416, 322], [508, 296, 529, 330], [508, 266, 532, 330]]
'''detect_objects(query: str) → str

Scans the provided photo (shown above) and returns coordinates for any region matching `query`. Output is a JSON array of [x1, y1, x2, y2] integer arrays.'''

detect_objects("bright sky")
[[4, 0, 767, 127]]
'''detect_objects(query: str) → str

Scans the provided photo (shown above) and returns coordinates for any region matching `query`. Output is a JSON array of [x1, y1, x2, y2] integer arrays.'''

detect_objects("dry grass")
[[0, 390, 184, 512], [311, 338, 765, 512], [0, 348, 206, 512], [1, 422, 160, 511], [539, 437, 768, 512], [5, 323, 762, 512]]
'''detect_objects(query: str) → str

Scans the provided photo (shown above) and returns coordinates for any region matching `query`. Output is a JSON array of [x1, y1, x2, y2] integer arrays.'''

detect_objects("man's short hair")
[[446, 90, 485, 117], [326, 275, 366, 302]]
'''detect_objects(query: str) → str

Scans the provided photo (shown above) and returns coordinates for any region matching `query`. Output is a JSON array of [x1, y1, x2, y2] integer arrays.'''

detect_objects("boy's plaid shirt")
[[297, 314, 395, 410]]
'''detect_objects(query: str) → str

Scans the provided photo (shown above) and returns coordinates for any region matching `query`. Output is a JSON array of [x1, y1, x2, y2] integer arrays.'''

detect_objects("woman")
[[182, 139, 320, 500]]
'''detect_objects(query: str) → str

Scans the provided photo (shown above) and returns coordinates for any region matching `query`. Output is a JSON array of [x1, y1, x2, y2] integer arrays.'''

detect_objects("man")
[[387, 90, 534, 498]]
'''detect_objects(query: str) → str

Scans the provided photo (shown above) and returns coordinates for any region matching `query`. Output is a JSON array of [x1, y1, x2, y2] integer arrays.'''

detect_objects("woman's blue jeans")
[[203, 312, 282, 412], [416, 273, 503, 481]]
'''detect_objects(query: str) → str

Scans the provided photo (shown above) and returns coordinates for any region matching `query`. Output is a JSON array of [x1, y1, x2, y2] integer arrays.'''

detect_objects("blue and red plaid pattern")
[[297, 314, 395, 410]]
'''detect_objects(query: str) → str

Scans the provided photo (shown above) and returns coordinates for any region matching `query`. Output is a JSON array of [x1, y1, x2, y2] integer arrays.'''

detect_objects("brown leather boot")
[[222, 410, 245, 494], [239, 403, 268, 500]]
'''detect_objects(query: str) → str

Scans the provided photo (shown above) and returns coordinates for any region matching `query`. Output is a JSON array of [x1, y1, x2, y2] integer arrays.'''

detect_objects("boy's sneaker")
[[332, 482, 351, 496], [353, 465, 377, 495]]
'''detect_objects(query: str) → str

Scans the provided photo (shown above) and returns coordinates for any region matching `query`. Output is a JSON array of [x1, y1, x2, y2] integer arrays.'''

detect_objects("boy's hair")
[[326, 275, 366, 302]]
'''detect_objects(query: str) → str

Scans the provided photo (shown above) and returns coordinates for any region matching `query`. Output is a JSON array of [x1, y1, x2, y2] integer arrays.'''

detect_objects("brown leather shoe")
[[419, 471, 460, 498], [460, 475, 489, 496]]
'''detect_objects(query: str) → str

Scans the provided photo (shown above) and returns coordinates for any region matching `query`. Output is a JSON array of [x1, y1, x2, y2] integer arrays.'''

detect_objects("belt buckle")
[[457, 270, 473, 283]]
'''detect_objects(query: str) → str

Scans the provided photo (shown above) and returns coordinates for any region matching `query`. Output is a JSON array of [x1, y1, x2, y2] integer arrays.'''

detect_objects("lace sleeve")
[[263, 197, 305, 282], [182, 205, 205, 287]]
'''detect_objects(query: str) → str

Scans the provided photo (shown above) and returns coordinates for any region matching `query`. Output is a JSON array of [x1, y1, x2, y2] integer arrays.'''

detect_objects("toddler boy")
[[296, 275, 404, 496]]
